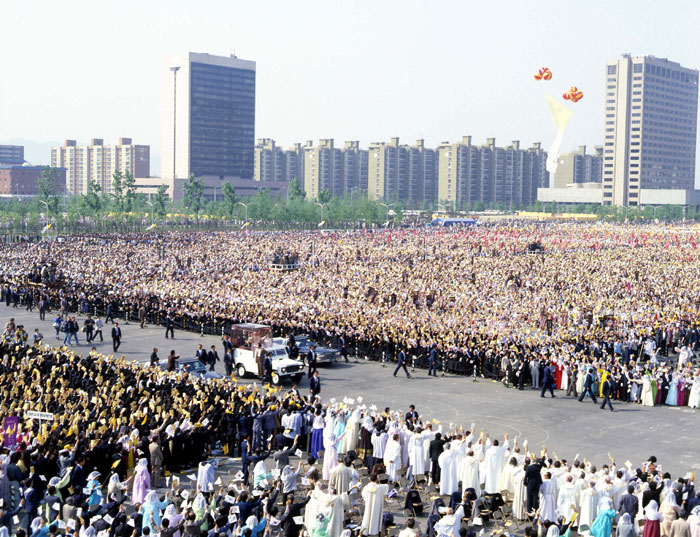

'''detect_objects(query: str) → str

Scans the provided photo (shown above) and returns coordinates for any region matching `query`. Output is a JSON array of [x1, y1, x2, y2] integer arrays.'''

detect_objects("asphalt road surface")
[[4, 304, 699, 476]]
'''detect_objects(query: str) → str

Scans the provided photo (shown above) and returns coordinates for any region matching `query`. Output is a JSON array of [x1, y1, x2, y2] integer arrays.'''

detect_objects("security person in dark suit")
[[307, 345, 318, 378], [428, 346, 438, 377], [309, 370, 321, 397], [524, 457, 543, 514], [540, 361, 556, 398], [393, 349, 411, 378], [578, 367, 599, 404], [600, 372, 614, 411], [428, 433, 445, 484], [111, 322, 122, 352]]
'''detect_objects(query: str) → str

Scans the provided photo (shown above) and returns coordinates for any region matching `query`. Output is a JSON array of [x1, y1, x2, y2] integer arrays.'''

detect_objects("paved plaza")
[[4, 304, 699, 476]]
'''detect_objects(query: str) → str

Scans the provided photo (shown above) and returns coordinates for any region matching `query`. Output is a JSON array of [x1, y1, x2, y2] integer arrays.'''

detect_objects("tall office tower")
[[254, 138, 286, 182], [162, 52, 255, 183], [51, 138, 150, 195], [603, 55, 698, 206], [0, 145, 24, 164]]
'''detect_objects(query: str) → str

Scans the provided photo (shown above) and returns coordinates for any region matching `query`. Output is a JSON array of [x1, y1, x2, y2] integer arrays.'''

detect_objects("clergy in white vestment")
[[578, 481, 599, 535], [196, 461, 215, 493], [512, 467, 527, 520], [330, 458, 358, 494], [383, 433, 403, 483], [458, 450, 481, 497], [539, 472, 558, 523], [483, 434, 510, 494], [557, 475, 578, 523], [360, 476, 390, 536], [438, 443, 459, 496], [408, 428, 429, 478], [433, 504, 465, 537]]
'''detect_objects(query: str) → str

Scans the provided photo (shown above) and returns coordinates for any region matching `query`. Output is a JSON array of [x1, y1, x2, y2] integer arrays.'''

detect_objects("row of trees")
[[1, 168, 699, 232]]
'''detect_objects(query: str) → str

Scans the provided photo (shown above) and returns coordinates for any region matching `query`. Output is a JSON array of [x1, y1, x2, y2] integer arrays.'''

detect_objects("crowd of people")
[[1, 223, 699, 411], [0, 332, 699, 537]]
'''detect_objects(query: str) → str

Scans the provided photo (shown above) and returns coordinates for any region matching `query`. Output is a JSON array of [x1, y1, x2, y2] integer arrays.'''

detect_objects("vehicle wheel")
[[293, 374, 303, 383], [271, 372, 280, 385], [236, 364, 246, 378]]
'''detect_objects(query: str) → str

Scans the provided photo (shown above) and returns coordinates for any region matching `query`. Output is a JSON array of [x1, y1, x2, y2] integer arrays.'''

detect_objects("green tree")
[[317, 189, 332, 204], [123, 171, 137, 212], [37, 167, 61, 216], [153, 184, 169, 218], [81, 179, 102, 216], [111, 171, 124, 212], [221, 182, 238, 218], [183, 173, 205, 221], [288, 177, 306, 200]]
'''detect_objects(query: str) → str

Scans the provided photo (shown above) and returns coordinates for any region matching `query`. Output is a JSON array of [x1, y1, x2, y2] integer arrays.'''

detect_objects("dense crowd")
[[1, 224, 700, 410], [0, 335, 699, 537]]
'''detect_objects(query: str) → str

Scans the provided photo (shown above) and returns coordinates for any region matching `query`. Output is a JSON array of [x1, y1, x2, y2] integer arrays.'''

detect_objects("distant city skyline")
[[1, 0, 699, 184]]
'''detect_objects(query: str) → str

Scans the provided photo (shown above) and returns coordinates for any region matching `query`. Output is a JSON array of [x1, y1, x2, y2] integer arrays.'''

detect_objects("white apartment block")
[[51, 138, 150, 195]]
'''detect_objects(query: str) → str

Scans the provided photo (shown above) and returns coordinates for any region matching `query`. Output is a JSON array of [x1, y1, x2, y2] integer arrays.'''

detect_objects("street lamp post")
[[314, 202, 327, 223], [170, 66, 180, 182], [146, 201, 154, 226], [379, 202, 394, 227], [237, 202, 249, 223]]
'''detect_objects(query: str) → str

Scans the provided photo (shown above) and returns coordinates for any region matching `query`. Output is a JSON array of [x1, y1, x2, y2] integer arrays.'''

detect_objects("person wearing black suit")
[[619, 485, 639, 520], [393, 349, 411, 378], [307, 345, 318, 378], [165, 314, 175, 339], [540, 362, 555, 398], [600, 374, 614, 411], [70, 456, 86, 491], [111, 322, 122, 352], [524, 457, 543, 514], [578, 368, 598, 404], [263, 352, 273, 384], [309, 371, 321, 397], [428, 346, 438, 377], [207, 345, 219, 372], [405, 405, 419, 428], [429, 433, 446, 485]]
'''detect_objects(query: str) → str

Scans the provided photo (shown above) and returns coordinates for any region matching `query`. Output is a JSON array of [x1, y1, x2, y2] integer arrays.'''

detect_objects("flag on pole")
[[41, 224, 52, 234], [317, 221, 325, 228], [241, 221, 250, 230]]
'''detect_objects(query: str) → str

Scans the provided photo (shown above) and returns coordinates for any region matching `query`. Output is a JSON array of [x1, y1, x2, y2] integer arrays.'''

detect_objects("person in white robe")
[[483, 434, 510, 494], [383, 433, 403, 483], [438, 443, 459, 496], [433, 504, 465, 537], [360, 476, 390, 536], [512, 466, 527, 520], [557, 475, 578, 523], [458, 450, 481, 498], [579, 481, 599, 535], [196, 461, 215, 493], [498, 457, 519, 495], [322, 431, 345, 481], [641, 374, 655, 407], [329, 458, 358, 494], [539, 472, 558, 523], [407, 428, 429, 480]]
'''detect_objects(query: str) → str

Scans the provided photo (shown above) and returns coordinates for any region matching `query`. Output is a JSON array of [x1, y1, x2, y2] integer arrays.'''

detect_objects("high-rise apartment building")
[[162, 52, 255, 184], [552, 146, 603, 188], [0, 145, 24, 164], [341, 141, 369, 195], [284, 142, 308, 187], [406, 140, 439, 206], [438, 137, 547, 209], [368, 137, 407, 201], [51, 138, 149, 195], [254, 138, 286, 182], [603, 55, 699, 206]]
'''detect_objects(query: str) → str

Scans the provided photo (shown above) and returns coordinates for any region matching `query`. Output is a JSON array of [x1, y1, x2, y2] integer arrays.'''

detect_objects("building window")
[[607, 65, 617, 75]]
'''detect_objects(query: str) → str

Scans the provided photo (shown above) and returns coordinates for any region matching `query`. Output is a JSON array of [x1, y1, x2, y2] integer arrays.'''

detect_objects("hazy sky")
[[1, 0, 699, 174]]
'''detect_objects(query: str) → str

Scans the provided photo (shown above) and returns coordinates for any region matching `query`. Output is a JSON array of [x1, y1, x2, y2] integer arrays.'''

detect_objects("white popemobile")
[[230, 323, 304, 385]]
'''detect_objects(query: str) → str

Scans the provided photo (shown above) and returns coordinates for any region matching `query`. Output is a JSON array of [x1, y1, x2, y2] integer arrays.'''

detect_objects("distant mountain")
[[0, 138, 59, 166], [0, 138, 161, 176]]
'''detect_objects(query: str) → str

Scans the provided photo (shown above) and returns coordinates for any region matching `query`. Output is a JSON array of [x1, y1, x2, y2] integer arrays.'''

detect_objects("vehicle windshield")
[[271, 349, 288, 358], [179, 360, 206, 372]]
